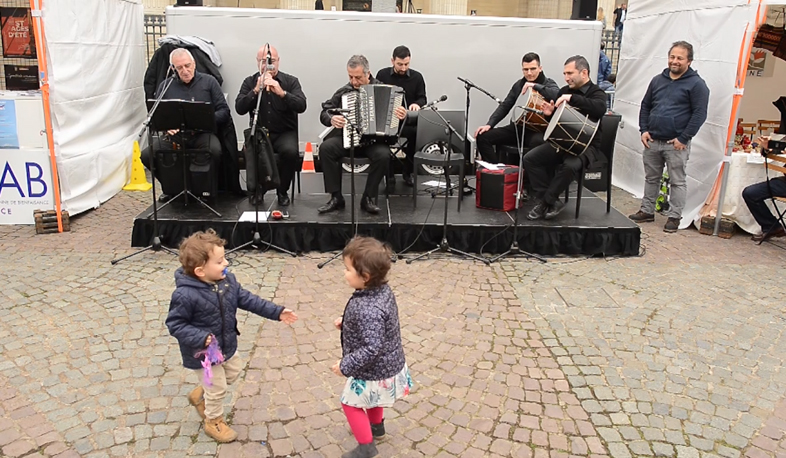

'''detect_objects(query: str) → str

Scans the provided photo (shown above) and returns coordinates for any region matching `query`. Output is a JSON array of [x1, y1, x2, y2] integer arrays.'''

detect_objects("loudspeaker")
[[189, 152, 217, 200], [176, 0, 203, 5], [571, 0, 597, 20]]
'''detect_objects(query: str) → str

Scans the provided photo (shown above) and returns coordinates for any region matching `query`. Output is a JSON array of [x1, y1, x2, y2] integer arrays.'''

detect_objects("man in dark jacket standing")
[[629, 41, 710, 233], [523, 55, 608, 221], [236, 45, 307, 206], [474, 52, 560, 164]]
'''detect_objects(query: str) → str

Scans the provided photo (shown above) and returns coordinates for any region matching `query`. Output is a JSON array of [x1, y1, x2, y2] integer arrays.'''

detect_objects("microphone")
[[422, 95, 447, 109], [522, 106, 545, 116], [266, 46, 274, 73]]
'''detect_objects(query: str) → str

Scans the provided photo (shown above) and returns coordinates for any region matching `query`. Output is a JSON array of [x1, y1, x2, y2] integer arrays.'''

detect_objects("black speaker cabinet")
[[571, 0, 597, 20]]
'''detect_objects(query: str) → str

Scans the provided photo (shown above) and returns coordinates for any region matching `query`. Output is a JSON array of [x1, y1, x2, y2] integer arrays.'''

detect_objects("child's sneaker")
[[204, 417, 237, 443], [187, 386, 206, 419]]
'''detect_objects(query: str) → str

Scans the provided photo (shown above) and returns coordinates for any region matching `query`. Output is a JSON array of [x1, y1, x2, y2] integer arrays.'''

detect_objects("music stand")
[[111, 78, 179, 265], [147, 99, 222, 217]]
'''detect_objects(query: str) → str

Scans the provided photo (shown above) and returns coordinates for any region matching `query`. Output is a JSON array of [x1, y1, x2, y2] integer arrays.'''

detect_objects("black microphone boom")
[[458, 76, 501, 104], [423, 94, 448, 109]]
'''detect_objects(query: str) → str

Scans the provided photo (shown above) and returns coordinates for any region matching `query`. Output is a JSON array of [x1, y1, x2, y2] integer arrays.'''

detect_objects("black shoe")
[[158, 193, 171, 203], [544, 200, 566, 220], [360, 195, 380, 214], [629, 210, 655, 223], [277, 192, 290, 207], [341, 442, 378, 458], [248, 193, 263, 207], [371, 419, 385, 439], [527, 201, 548, 220], [385, 176, 396, 194], [663, 217, 680, 233], [519, 188, 529, 202], [402, 173, 414, 187], [318, 196, 345, 213]]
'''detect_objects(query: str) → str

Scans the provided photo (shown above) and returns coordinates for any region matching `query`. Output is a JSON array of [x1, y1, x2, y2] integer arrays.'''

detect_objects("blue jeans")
[[742, 176, 786, 233]]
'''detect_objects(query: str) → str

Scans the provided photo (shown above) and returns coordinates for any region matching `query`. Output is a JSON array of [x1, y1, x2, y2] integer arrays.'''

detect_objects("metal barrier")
[[144, 14, 167, 62]]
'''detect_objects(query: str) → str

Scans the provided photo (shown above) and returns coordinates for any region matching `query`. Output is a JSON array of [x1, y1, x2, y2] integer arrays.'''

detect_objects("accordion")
[[342, 84, 405, 149]]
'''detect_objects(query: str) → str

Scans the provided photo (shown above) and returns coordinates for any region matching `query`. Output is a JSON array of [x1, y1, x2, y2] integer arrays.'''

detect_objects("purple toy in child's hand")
[[194, 335, 225, 386]]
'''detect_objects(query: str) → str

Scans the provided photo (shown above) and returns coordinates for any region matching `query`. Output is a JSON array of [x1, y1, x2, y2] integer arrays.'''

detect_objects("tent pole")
[[714, 0, 766, 235], [29, 0, 63, 232]]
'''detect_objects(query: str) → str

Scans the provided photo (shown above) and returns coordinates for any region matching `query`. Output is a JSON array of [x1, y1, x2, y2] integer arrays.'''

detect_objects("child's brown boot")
[[204, 417, 238, 443], [187, 386, 206, 419]]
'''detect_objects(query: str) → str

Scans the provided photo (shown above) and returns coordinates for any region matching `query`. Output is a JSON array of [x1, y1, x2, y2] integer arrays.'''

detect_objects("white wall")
[[165, 7, 602, 146], [737, 51, 786, 125]]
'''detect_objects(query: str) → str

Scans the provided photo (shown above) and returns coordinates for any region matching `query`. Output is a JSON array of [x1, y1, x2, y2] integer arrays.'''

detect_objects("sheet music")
[[239, 211, 271, 222]]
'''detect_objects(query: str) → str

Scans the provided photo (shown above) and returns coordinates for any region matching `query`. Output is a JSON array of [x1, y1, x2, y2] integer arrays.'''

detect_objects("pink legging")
[[341, 404, 384, 444]]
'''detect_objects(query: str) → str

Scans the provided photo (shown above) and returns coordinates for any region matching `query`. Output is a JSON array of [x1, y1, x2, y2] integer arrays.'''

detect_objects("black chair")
[[412, 146, 465, 212], [565, 112, 621, 218]]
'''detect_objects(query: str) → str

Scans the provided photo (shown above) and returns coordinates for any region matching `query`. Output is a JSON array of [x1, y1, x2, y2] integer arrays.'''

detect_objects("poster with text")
[[0, 8, 35, 58]]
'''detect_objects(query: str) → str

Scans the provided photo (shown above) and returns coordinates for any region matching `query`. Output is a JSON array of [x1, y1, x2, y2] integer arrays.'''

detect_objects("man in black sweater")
[[375, 45, 427, 188], [474, 52, 559, 165], [522, 55, 608, 221], [318, 55, 407, 215], [236, 45, 307, 206], [141, 48, 231, 201]]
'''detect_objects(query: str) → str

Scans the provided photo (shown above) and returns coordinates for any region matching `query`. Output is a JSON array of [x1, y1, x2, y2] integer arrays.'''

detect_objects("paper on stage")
[[475, 160, 506, 170], [239, 211, 271, 222], [422, 180, 447, 188]]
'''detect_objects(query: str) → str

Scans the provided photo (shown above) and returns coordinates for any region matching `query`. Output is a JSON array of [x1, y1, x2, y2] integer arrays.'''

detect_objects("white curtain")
[[612, 0, 759, 228], [43, 0, 146, 215]]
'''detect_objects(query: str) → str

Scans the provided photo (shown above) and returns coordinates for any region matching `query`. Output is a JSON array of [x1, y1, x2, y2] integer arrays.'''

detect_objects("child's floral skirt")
[[340, 364, 413, 408]]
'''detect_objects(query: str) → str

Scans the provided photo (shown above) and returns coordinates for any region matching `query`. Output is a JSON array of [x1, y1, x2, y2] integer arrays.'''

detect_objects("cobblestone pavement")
[[0, 186, 785, 458]]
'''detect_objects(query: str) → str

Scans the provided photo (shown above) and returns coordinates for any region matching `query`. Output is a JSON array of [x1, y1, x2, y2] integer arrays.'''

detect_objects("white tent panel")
[[43, 0, 146, 215], [613, 0, 758, 228]]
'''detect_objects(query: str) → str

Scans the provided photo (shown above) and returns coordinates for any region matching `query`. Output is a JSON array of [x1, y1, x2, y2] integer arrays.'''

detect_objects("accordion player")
[[341, 84, 405, 148]]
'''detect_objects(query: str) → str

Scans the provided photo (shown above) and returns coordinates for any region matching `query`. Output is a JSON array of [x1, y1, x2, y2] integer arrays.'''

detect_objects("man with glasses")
[[141, 48, 230, 202], [474, 52, 559, 165], [236, 45, 307, 206]]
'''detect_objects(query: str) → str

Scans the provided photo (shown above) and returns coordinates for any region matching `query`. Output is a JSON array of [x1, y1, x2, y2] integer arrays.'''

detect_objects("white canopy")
[[612, 0, 762, 228]]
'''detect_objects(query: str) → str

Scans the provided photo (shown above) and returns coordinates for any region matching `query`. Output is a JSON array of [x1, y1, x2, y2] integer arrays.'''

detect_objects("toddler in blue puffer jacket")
[[165, 229, 297, 443]]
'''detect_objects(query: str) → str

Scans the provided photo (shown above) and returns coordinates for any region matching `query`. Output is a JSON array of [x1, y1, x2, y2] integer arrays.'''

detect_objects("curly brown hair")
[[178, 228, 226, 277], [342, 236, 392, 289]]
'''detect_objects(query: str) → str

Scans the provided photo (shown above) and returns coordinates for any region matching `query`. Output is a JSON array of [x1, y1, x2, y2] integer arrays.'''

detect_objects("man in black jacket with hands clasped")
[[523, 55, 608, 221], [236, 45, 307, 206]]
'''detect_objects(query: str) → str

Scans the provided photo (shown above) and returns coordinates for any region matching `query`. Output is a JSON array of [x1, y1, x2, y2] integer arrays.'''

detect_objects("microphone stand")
[[405, 106, 489, 265], [458, 77, 501, 195], [228, 60, 295, 257], [318, 112, 362, 269], [489, 106, 546, 263], [112, 74, 178, 265]]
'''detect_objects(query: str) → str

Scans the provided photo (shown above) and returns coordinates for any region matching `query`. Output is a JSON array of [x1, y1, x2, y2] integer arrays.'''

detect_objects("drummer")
[[474, 52, 560, 165], [522, 55, 608, 221]]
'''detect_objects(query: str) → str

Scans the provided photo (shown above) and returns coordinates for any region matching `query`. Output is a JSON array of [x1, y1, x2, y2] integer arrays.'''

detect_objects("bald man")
[[236, 45, 307, 206]]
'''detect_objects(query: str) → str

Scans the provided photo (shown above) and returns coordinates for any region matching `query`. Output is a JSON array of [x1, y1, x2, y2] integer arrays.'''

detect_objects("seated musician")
[[522, 55, 607, 220], [375, 45, 427, 189], [236, 44, 307, 207], [141, 48, 230, 201], [742, 136, 786, 242], [474, 52, 559, 164], [317, 55, 407, 215]]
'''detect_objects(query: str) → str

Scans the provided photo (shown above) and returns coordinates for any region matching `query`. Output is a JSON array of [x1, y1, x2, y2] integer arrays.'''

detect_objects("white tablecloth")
[[720, 152, 786, 234]]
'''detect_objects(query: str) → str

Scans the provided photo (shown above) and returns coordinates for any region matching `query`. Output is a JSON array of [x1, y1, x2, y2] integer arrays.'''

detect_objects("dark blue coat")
[[340, 284, 406, 381], [639, 67, 710, 144], [166, 268, 283, 369]]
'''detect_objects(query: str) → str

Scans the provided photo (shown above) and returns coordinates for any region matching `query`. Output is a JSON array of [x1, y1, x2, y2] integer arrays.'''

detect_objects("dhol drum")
[[543, 103, 599, 156], [513, 88, 549, 132]]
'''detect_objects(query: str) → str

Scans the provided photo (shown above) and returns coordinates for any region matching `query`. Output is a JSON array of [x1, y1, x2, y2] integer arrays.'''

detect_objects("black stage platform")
[[131, 173, 640, 257]]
